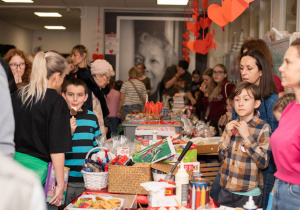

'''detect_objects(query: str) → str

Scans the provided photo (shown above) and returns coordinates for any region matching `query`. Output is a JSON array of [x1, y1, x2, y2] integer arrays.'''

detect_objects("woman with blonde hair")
[[202, 64, 235, 136], [4, 48, 32, 88], [11, 51, 72, 208], [117, 67, 146, 123]]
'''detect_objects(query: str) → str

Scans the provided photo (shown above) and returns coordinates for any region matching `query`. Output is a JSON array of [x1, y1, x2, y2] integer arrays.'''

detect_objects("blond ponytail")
[[20, 51, 68, 107]]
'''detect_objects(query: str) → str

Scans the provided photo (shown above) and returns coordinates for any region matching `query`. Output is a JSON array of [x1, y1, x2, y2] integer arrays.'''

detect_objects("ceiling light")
[[157, 0, 188, 5], [44, 26, 66, 30], [35, 12, 62, 17], [2, 0, 33, 2]]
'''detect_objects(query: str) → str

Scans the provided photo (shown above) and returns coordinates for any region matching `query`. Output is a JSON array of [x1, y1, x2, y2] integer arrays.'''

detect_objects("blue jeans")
[[262, 154, 276, 210], [108, 117, 119, 134], [121, 104, 142, 122], [272, 179, 300, 210], [210, 172, 221, 201]]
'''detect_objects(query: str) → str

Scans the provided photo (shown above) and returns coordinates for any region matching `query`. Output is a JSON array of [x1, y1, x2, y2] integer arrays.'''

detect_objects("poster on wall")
[[105, 34, 119, 55], [116, 16, 195, 102]]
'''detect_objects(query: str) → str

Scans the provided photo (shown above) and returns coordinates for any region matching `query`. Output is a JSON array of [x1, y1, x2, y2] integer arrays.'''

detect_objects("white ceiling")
[[0, 0, 203, 31]]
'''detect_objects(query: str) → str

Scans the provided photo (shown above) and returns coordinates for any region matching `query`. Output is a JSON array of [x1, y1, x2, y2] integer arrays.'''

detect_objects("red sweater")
[[202, 80, 235, 121]]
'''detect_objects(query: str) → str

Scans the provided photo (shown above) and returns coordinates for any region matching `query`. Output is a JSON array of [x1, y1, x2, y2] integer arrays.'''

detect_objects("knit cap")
[[91, 59, 114, 75]]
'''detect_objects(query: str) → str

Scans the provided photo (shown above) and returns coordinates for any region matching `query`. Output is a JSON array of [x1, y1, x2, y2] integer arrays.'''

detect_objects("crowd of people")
[[0, 37, 300, 210]]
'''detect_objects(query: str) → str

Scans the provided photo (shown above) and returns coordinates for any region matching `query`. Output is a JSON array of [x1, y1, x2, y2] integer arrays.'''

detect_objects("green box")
[[163, 149, 197, 163]]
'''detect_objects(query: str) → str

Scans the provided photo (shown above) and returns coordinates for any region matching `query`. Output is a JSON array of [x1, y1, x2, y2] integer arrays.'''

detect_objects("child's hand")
[[225, 120, 239, 137], [70, 117, 77, 136], [236, 121, 250, 139]]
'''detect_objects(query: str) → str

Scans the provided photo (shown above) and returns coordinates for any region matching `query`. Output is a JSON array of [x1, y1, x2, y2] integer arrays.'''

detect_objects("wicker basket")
[[81, 147, 110, 190]]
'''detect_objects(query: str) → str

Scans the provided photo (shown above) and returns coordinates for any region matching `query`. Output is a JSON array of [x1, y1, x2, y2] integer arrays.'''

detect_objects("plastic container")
[[175, 161, 189, 206], [122, 120, 183, 141], [243, 196, 257, 210]]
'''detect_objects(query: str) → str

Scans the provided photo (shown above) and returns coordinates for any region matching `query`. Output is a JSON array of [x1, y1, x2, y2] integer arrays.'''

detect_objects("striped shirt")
[[65, 108, 101, 182], [120, 79, 146, 105], [218, 115, 271, 192]]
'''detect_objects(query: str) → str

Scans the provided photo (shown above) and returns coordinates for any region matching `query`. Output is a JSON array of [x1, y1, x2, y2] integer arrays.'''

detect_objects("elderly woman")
[[270, 38, 300, 210], [3, 48, 32, 88], [117, 67, 146, 123], [89, 59, 115, 139]]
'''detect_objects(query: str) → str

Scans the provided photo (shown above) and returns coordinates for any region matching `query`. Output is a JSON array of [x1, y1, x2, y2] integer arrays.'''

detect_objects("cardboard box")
[[163, 149, 197, 163]]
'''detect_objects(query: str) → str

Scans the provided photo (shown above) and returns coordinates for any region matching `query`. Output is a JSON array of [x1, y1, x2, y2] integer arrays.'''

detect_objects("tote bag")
[[14, 151, 49, 184]]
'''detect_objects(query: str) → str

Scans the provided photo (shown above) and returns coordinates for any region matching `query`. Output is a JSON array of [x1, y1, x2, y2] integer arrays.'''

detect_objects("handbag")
[[14, 151, 49, 184]]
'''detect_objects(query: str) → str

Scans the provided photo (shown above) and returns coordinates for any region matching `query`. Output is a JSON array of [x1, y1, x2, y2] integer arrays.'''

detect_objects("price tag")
[[117, 147, 129, 156]]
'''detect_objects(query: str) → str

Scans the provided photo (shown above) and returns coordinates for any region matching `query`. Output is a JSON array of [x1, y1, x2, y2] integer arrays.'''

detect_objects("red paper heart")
[[186, 57, 190, 63], [186, 22, 200, 34], [199, 17, 212, 30], [202, 0, 209, 11], [109, 49, 114, 54], [185, 31, 190, 36], [182, 41, 187, 47], [222, 0, 248, 22], [187, 33, 215, 54], [183, 33, 187, 38], [207, 4, 230, 27], [193, 1, 198, 8], [184, 51, 190, 56], [182, 47, 187, 52], [92, 54, 104, 61], [192, 14, 198, 20], [186, 36, 190, 41]]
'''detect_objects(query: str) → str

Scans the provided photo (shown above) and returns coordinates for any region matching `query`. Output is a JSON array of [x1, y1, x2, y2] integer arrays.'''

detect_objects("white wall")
[[0, 20, 33, 53], [80, 7, 104, 61], [32, 31, 80, 54]]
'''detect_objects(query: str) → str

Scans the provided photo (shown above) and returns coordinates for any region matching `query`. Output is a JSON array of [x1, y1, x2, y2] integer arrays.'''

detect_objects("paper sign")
[[105, 34, 119, 55]]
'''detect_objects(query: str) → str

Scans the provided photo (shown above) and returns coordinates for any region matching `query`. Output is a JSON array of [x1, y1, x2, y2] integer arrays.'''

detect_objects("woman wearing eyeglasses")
[[202, 64, 235, 136], [4, 49, 32, 88]]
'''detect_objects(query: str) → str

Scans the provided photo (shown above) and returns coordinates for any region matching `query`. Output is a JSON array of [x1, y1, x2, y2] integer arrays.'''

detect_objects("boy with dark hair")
[[61, 78, 101, 206], [218, 82, 271, 208]]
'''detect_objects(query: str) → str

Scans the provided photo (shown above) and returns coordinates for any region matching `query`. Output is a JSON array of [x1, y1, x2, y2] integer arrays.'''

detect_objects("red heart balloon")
[[207, 4, 230, 27]]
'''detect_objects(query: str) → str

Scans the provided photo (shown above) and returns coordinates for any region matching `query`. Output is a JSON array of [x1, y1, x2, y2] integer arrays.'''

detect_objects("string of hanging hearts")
[[184, 0, 254, 55], [92, 7, 104, 61]]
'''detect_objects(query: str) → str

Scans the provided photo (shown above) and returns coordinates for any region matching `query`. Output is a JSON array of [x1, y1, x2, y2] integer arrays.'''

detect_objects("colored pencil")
[[192, 185, 196, 210], [205, 186, 209, 205], [201, 185, 206, 207], [196, 186, 201, 209]]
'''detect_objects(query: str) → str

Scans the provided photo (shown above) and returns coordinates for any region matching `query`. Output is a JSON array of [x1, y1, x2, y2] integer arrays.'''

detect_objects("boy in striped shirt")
[[218, 82, 271, 208], [62, 78, 101, 206]]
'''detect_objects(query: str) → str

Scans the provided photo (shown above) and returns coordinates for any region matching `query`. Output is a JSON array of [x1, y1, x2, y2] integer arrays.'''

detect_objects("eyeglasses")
[[213, 71, 224, 75], [9, 63, 26, 70]]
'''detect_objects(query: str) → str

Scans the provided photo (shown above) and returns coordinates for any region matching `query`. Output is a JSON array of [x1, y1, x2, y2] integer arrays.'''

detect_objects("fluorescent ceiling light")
[[35, 12, 62, 17], [2, 0, 33, 2], [44, 26, 66, 30], [157, 0, 188, 5]]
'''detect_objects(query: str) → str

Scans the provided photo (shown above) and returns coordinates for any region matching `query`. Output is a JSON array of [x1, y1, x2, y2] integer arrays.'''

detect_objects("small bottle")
[[243, 196, 257, 210], [175, 162, 189, 206]]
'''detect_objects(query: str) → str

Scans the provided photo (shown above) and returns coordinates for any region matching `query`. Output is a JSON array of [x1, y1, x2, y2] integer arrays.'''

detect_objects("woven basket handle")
[[85, 147, 110, 164]]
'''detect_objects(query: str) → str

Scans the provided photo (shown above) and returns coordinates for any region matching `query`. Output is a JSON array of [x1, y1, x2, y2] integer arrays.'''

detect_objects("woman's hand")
[[236, 121, 250, 139], [14, 71, 22, 84], [49, 184, 64, 206], [70, 117, 77, 136], [117, 111, 122, 119], [199, 82, 207, 92]]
